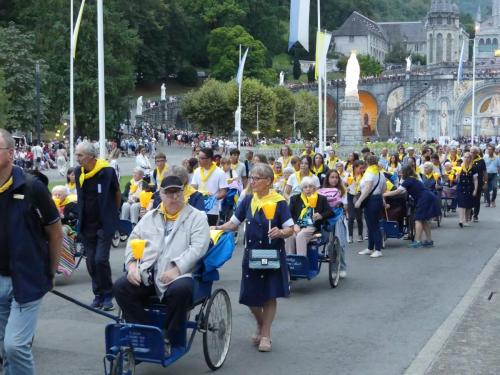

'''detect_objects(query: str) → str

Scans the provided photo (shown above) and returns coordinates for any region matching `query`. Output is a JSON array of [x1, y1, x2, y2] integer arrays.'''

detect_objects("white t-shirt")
[[229, 162, 247, 187], [360, 170, 386, 196], [191, 166, 229, 215], [286, 173, 320, 196]]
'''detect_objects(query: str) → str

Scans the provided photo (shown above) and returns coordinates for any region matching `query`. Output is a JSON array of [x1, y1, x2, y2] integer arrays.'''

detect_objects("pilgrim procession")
[[1, 0, 500, 374]]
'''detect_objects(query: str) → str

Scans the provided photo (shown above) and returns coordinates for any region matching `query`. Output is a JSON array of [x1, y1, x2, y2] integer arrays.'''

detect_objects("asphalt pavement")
[[32, 146, 500, 375]]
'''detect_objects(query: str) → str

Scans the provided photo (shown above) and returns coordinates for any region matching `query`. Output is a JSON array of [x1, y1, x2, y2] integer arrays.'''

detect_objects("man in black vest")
[[75, 142, 121, 310], [0, 129, 63, 375]]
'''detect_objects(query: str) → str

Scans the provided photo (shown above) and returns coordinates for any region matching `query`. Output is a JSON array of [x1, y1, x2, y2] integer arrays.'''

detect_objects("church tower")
[[425, 0, 464, 64], [493, 0, 500, 26]]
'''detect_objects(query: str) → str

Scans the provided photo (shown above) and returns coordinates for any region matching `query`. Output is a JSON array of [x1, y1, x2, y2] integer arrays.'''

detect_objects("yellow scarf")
[[199, 162, 217, 192], [460, 163, 472, 175], [312, 164, 324, 174], [295, 171, 312, 184], [60, 194, 77, 208], [473, 156, 481, 165], [230, 163, 239, 171], [67, 182, 76, 191], [129, 178, 142, 194], [273, 170, 283, 184], [398, 153, 405, 161], [424, 172, 439, 181], [327, 157, 339, 169], [354, 175, 362, 193], [366, 165, 379, 175], [302, 150, 314, 157], [155, 165, 168, 186], [159, 202, 182, 221], [183, 185, 198, 203], [139, 191, 153, 209], [79, 159, 110, 187], [299, 192, 318, 219], [0, 176, 13, 194], [250, 190, 285, 216], [280, 156, 291, 167]]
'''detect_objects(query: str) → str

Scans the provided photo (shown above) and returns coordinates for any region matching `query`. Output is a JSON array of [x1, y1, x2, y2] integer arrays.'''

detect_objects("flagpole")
[[69, 0, 75, 166], [317, 0, 323, 152], [323, 60, 327, 149], [238, 44, 242, 150], [97, 0, 106, 158]]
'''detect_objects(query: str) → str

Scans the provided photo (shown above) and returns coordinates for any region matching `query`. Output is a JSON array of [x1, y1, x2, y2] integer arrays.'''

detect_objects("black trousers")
[[82, 229, 113, 296], [207, 214, 218, 226], [472, 183, 483, 219], [113, 276, 193, 341], [347, 193, 363, 237]]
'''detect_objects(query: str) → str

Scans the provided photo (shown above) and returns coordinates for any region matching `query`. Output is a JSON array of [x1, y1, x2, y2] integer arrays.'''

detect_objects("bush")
[[293, 58, 301, 79], [177, 66, 198, 86]]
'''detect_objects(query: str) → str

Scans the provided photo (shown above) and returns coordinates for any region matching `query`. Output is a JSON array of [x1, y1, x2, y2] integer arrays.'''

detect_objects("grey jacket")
[[124, 204, 210, 298]]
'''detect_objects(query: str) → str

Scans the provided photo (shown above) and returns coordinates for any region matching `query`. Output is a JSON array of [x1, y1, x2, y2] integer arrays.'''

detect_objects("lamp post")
[[293, 111, 297, 140], [35, 61, 41, 143], [256, 102, 260, 141], [471, 21, 480, 145]]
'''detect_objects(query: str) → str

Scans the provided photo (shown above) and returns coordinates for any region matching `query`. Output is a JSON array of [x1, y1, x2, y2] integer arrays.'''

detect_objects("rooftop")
[[377, 21, 426, 44], [332, 11, 387, 40]]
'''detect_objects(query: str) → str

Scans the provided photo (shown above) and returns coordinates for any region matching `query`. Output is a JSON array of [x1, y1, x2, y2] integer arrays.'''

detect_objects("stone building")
[[476, 1, 500, 61]]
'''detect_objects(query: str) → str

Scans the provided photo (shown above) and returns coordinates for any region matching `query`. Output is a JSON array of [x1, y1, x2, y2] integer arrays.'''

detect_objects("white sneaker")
[[358, 249, 373, 255], [339, 270, 347, 279], [348, 236, 353, 244], [370, 250, 383, 258], [357, 236, 364, 242]]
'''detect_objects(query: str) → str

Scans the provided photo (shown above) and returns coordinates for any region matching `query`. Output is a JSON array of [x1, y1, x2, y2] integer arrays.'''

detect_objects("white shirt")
[[135, 154, 152, 174], [360, 170, 386, 196], [286, 173, 320, 196], [278, 156, 293, 169], [191, 166, 229, 215], [229, 161, 247, 188]]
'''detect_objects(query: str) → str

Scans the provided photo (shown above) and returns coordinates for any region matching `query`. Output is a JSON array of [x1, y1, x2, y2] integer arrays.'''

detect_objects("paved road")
[[33, 147, 500, 375]]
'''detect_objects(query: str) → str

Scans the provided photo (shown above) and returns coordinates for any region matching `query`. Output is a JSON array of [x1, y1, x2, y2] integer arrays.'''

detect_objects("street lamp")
[[471, 21, 480, 145], [256, 102, 260, 141]]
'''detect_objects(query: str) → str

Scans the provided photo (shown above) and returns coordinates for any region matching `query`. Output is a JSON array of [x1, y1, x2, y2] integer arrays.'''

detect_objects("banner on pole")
[[457, 39, 466, 83], [235, 106, 241, 131], [315, 31, 332, 80], [288, 0, 310, 51], [72, 0, 86, 59], [236, 48, 249, 87]]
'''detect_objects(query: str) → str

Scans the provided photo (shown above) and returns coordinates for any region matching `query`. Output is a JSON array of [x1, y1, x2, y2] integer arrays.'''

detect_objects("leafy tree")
[[177, 66, 198, 86], [0, 68, 9, 128], [201, 0, 246, 28], [0, 23, 50, 133], [294, 90, 318, 137], [181, 79, 233, 134], [293, 58, 302, 80], [207, 25, 274, 85], [337, 54, 383, 77], [307, 65, 315, 82], [385, 42, 407, 64], [272, 86, 295, 135]]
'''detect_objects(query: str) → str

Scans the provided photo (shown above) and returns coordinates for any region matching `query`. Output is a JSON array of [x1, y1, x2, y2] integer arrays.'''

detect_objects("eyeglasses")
[[155, 159, 166, 162], [248, 176, 267, 181], [160, 189, 184, 199], [199, 156, 209, 160]]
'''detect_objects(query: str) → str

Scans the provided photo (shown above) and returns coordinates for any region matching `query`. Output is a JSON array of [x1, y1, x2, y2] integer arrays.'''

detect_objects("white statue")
[[345, 51, 360, 98], [136, 96, 143, 116], [160, 83, 166, 101], [279, 71, 285, 86], [395, 117, 401, 133], [405, 55, 412, 72]]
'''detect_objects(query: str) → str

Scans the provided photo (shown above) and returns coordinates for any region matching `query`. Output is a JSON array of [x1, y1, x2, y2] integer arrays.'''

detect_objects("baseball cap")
[[160, 176, 183, 190]]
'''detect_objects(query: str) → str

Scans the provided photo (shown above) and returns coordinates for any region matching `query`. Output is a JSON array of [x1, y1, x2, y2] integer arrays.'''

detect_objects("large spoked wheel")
[[110, 347, 135, 375], [442, 199, 448, 217], [111, 230, 121, 248], [328, 238, 341, 288], [203, 289, 232, 370]]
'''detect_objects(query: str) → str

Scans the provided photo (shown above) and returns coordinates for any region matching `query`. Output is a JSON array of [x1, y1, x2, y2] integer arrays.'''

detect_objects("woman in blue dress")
[[455, 152, 478, 228], [384, 164, 441, 248], [216, 163, 294, 353]]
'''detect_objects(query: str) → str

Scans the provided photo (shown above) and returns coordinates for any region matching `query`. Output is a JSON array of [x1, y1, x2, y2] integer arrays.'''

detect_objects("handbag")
[[248, 249, 281, 270], [359, 173, 381, 209]]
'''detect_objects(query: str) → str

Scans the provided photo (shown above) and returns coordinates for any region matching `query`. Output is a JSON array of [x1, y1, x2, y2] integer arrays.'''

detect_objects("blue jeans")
[[486, 173, 498, 204], [364, 195, 383, 251], [0, 276, 42, 375]]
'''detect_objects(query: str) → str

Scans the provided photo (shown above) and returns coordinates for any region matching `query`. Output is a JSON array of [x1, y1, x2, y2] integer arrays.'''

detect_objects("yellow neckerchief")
[[67, 182, 76, 191], [200, 162, 217, 185], [183, 185, 197, 203], [129, 178, 142, 194], [338, 171, 346, 179], [346, 164, 353, 174], [327, 157, 339, 169], [302, 150, 314, 157], [354, 174, 363, 193], [139, 191, 153, 208], [210, 229, 224, 244], [398, 153, 405, 161], [473, 156, 482, 165], [295, 170, 312, 184], [386, 180, 395, 191], [79, 159, 110, 186], [230, 162, 240, 171], [280, 156, 291, 167], [159, 202, 183, 221], [273, 169, 283, 184], [445, 170, 455, 181], [299, 192, 318, 219], [250, 190, 285, 217], [382, 154, 390, 161], [59, 194, 77, 208], [366, 165, 379, 175], [424, 172, 439, 181], [312, 164, 324, 175], [460, 163, 472, 175], [0, 176, 13, 194], [155, 165, 168, 186]]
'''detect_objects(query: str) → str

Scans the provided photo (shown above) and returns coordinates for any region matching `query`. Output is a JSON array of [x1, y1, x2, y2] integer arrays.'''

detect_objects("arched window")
[[446, 34, 452, 61], [436, 34, 443, 62], [479, 39, 485, 45], [486, 38, 492, 45], [493, 38, 498, 47]]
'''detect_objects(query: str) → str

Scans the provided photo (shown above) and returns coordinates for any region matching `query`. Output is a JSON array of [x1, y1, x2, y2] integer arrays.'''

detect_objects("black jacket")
[[289, 193, 333, 230]]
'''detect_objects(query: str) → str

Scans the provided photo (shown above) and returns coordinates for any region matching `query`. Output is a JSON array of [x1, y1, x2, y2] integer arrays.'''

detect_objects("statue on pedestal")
[[160, 83, 166, 101], [395, 117, 401, 133], [345, 51, 360, 99], [136, 96, 143, 116], [405, 55, 412, 72], [279, 71, 285, 86]]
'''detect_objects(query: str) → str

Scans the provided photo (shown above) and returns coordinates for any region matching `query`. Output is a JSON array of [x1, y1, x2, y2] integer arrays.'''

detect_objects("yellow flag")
[[315, 31, 332, 80], [72, 0, 86, 59]]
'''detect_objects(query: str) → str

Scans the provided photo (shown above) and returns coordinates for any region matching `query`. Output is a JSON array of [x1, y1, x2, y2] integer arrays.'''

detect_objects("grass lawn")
[[48, 175, 132, 192]]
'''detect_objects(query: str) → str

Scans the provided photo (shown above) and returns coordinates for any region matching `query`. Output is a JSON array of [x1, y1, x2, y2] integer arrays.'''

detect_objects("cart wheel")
[[110, 347, 135, 375], [328, 238, 341, 288], [437, 213, 441, 227], [442, 200, 448, 217], [111, 230, 121, 248], [203, 289, 232, 370]]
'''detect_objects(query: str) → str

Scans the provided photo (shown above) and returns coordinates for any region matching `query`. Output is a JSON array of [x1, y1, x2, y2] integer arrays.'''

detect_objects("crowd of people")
[[1, 123, 500, 372]]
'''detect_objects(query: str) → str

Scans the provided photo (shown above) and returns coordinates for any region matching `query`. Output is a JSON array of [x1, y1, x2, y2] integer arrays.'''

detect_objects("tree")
[[181, 79, 233, 134], [0, 23, 50, 133], [272, 86, 295, 135], [337, 54, 383, 77], [293, 58, 302, 80], [177, 66, 198, 86], [307, 65, 315, 82], [0, 68, 9, 128], [207, 25, 274, 85], [294, 90, 318, 137]]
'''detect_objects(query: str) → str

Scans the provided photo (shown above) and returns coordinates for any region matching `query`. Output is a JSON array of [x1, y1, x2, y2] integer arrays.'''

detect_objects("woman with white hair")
[[285, 176, 332, 256], [420, 161, 441, 193]]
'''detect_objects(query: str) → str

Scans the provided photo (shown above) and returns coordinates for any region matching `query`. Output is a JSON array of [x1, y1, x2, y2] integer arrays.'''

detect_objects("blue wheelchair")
[[104, 232, 235, 374], [286, 208, 345, 288]]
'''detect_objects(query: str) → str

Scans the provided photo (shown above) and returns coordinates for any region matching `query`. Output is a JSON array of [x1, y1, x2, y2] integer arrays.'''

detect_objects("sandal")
[[251, 334, 261, 346], [258, 336, 272, 352]]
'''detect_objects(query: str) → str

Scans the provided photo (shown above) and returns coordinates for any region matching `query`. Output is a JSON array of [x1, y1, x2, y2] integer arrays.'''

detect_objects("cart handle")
[[51, 289, 121, 322]]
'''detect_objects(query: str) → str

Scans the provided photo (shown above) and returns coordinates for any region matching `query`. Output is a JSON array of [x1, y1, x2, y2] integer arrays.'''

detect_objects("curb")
[[404, 245, 500, 375]]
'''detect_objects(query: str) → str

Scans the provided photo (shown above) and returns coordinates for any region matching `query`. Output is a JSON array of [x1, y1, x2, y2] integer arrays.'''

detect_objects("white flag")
[[236, 48, 249, 87], [235, 106, 241, 131], [288, 0, 310, 51]]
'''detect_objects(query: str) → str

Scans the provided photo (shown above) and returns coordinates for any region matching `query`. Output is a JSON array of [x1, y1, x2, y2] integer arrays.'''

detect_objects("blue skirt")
[[239, 248, 289, 307], [415, 190, 441, 221]]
